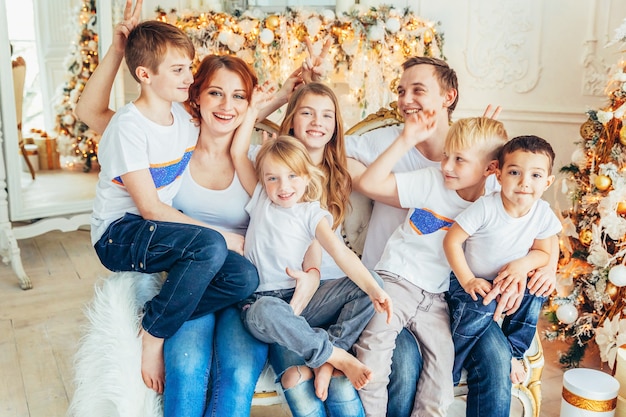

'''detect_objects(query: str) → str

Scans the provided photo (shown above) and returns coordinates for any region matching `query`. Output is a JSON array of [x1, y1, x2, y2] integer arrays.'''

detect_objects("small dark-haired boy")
[[444, 135, 561, 386]]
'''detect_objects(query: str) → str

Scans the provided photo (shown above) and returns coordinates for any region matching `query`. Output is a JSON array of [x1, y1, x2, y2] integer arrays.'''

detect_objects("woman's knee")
[[281, 365, 314, 389]]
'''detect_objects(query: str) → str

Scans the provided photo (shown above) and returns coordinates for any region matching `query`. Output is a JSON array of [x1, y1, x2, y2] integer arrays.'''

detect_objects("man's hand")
[[527, 265, 556, 296], [485, 282, 524, 320], [482, 104, 502, 119]]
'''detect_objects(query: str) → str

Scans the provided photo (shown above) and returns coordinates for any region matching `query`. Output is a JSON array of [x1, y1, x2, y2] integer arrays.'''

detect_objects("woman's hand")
[[222, 232, 245, 255], [301, 37, 331, 84]]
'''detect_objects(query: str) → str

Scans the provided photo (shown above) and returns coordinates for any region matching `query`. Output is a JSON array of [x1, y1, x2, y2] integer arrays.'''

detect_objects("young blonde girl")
[[232, 132, 392, 396]]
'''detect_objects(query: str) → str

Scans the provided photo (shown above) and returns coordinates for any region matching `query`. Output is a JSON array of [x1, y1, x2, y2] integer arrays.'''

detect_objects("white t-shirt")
[[375, 167, 495, 294], [173, 166, 250, 236], [346, 125, 440, 269], [244, 184, 332, 293], [91, 102, 198, 244], [454, 192, 561, 281]]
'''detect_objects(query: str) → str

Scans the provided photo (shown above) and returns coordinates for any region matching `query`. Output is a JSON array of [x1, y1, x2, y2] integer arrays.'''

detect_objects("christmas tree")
[[53, 0, 100, 172], [545, 18, 626, 369]]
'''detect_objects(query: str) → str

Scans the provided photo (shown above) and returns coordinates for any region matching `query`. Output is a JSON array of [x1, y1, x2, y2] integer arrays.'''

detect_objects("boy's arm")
[[357, 110, 436, 207], [288, 240, 322, 316], [527, 235, 559, 296], [122, 169, 245, 254], [443, 223, 493, 301], [315, 217, 392, 323], [75, 0, 142, 133]]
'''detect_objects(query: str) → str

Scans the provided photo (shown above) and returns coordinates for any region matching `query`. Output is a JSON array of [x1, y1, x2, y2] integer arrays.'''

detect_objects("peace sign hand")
[[113, 0, 143, 54], [302, 37, 332, 83]]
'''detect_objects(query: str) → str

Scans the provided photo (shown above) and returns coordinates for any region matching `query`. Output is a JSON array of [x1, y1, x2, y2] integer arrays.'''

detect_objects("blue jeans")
[[243, 275, 379, 368], [94, 213, 259, 337], [269, 343, 365, 417], [163, 314, 216, 417], [162, 307, 268, 417], [448, 274, 545, 384], [207, 306, 268, 417], [387, 328, 422, 417], [465, 321, 512, 417]]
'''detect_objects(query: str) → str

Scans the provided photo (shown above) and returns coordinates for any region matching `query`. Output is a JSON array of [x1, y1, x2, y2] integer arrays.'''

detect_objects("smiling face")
[[147, 48, 194, 103], [260, 155, 309, 208], [196, 68, 250, 136], [496, 150, 555, 217], [290, 93, 337, 155], [441, 146, 493, 201], [396, 64, 455, 124]]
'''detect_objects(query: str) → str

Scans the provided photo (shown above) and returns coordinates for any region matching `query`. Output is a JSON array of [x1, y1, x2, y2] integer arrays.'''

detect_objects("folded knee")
[[281, 365, 313, 389]]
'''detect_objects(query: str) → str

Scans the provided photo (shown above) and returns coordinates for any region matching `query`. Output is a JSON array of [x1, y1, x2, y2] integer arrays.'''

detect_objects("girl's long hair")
[[278, 83, 351, 229]]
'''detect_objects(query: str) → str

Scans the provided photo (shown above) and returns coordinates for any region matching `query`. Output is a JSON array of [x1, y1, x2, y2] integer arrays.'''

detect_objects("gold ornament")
[[580, 120, 602, 140], [606, 282, 619, 301], [579, 229, 593, 246], [617, 201, 626, 216], [595, 175, 612, 191], [620, 125, 626, 146], [265, 15, 280, 30]]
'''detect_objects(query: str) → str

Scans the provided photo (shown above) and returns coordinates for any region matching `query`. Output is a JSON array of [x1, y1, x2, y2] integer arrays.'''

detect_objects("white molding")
[[464, 0, 543, 93]]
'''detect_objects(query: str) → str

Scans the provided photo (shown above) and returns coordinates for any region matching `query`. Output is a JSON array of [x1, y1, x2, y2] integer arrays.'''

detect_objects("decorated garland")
[[156, 4, 444, 119]]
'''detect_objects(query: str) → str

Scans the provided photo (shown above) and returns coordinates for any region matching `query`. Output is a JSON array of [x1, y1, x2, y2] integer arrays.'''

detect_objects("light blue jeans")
[[162, 307, 268, 417], [243, 275, 380, 368], [269, 328, 422, 417]]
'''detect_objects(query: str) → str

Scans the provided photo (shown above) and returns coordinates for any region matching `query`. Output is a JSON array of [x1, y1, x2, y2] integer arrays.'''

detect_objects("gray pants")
[[353, 271, 454, 417], [243, 273, 381, 369]]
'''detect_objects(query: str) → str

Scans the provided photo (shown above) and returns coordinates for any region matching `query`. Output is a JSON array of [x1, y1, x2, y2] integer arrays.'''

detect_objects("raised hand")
[[400, 109, 437, 147], [113, 0, 143, 54], [302, 37, 332, 83], [482, 104, 502, 120]]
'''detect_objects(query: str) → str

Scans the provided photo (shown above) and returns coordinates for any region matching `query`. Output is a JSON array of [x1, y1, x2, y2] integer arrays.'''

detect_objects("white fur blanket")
[[68, 272, 164, 417]]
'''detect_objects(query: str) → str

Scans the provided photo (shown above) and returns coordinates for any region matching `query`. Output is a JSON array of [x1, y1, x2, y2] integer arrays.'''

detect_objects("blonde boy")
[[444, 135, 560, 386], [353, 115, 508, 417]]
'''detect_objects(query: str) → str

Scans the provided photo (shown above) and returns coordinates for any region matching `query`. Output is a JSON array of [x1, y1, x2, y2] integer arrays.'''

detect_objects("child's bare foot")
[[510, 358, 527, 385], [314, 363, 334, 401], [140, 328, 165, 394], [327, 347, 372, 390]]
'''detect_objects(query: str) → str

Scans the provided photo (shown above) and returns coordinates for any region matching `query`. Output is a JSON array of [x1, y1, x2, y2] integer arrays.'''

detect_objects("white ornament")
[[259, 29, 274, 45], [556, 304, 579, 324], [386, 17, 401, 34], [609, 265, 626, 287], [368, 25, 384, 42]]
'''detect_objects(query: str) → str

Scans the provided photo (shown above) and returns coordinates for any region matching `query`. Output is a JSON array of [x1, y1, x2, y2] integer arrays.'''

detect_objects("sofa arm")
[[342, 191, 374, 258]]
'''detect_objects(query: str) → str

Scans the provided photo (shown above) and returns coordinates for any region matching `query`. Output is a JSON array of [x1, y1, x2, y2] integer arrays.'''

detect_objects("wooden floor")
[[0, 229, 607, 417]]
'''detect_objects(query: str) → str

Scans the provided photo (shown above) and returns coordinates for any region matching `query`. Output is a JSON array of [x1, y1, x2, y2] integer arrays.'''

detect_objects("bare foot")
[[510, 358, 527, 385], [140, 328, 165, 394], [314, 363, 334, 401], [327, 347, 372, 390]]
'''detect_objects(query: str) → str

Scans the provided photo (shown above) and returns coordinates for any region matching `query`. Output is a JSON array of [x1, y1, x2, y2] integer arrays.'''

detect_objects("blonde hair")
[[255, 136, 324, 203], [279, 83, 351, 229], [444, 117, 508, 161]]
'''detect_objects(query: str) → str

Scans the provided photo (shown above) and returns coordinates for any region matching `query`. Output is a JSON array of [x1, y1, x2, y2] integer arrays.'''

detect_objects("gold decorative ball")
[[580, 120, 602, 140], [595, 174, 612, 191], [620, 125, 626, 146], [617, 201, 626, 216], [607, 282, 619, 301], [579, 229, 593, 246], [265, 15, 280, 30]]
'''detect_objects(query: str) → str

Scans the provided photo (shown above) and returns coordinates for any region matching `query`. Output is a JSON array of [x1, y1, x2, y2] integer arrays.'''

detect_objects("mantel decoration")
[[544, 17, 626, 369], [155, 4, 444, 120]]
